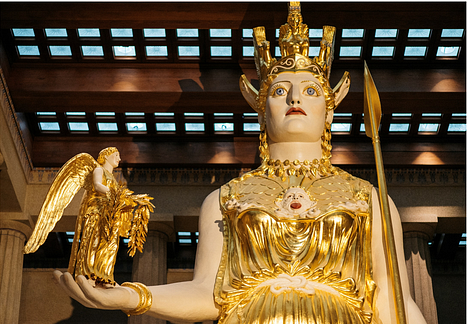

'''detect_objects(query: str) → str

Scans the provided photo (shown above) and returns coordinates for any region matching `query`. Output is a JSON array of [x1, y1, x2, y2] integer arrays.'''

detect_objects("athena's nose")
[[288, 85, 301, 106]]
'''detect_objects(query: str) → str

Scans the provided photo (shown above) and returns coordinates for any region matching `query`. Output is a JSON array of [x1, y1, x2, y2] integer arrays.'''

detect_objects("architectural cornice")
[[28, 166, 465, 187]]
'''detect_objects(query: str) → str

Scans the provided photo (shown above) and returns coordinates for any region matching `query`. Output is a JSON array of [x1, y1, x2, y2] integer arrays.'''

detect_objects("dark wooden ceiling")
[[1, 2, 465, 169], [1, 2, 465, 29]]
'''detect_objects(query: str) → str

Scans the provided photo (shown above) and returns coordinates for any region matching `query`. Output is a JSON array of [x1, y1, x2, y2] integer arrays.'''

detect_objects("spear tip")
[[363, 62, 382, 139]]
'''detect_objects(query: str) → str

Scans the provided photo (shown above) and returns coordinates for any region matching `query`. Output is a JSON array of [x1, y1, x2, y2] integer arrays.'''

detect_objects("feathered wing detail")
[[24, 153, 99, 254]]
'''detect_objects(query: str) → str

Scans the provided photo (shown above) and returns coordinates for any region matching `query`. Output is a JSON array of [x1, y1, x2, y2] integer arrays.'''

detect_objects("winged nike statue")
[[24, 147, 154, 286]]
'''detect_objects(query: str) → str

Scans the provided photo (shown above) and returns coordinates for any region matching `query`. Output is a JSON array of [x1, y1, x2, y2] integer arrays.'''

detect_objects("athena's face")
[[281, 188, 313, 215], [265, 72, 327, 144]]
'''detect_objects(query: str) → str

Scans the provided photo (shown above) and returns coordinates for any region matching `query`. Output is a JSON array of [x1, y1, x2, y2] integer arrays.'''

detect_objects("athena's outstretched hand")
[[53, 270, 138, 311]]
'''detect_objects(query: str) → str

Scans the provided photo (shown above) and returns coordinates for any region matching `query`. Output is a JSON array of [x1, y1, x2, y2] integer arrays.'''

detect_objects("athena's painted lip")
[[286, 107, 307, 116]]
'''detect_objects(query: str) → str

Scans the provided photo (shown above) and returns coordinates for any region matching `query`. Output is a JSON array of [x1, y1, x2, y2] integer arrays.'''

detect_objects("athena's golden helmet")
[[240, 1, 350, 117]]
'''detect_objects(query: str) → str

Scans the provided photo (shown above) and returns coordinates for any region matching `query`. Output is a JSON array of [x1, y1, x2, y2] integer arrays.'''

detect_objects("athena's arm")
[[371, 188, 427, 324], [144, 189, 223, 322]]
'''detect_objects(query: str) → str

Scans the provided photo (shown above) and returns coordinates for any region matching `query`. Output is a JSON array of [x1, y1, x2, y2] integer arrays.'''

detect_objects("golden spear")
[[363, 61, 407, 324]]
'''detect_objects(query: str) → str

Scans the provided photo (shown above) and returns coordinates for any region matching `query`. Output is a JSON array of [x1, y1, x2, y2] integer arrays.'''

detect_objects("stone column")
[[0, 220, 32, 324], [129, 220, 174, 324], [403, 223, 438, 324]]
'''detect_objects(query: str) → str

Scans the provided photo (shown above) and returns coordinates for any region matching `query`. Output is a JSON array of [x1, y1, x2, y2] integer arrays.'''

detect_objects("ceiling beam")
[[1, 2, 465, 29], [9, 91, 466, 114], [30, 138, 465, 168], [6, 67, 465, 114]]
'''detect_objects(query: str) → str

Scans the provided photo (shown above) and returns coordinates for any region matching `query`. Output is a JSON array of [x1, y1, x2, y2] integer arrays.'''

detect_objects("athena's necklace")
[[257, 157, 338, 181]]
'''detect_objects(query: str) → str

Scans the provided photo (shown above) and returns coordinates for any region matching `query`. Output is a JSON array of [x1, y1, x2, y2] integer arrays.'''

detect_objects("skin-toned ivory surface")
[[49, 2, 427, 323], [24, 147, 154, 287]]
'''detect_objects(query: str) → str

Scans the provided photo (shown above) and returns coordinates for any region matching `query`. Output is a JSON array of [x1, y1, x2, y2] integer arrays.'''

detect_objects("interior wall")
[[432, 271, 466, 324]]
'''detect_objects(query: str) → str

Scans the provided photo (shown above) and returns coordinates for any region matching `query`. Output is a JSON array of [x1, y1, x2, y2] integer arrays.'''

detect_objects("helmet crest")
[[240, 2, 350, 114]]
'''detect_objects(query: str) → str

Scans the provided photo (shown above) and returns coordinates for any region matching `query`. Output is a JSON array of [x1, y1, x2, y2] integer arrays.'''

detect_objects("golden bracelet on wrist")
[[121, 282, 153, 316]]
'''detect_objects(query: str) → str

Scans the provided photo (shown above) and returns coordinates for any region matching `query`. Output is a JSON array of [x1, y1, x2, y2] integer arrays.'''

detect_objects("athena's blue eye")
[[306, 88, 316, 95], [275, 88, 285, 96]]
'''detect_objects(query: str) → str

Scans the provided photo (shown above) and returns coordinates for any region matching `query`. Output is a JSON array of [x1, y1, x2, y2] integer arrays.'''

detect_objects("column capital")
[[403, 222, 437, 239], [0, 220, 32, 324], [0, 220, 32, 240], [403, 227, 439, 324]]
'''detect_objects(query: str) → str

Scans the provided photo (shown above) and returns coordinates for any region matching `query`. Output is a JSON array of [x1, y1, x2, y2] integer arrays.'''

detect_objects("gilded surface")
[[215, 169, 376, 323], [279, 1, 309, 57], [24, 152, 154, 285]]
